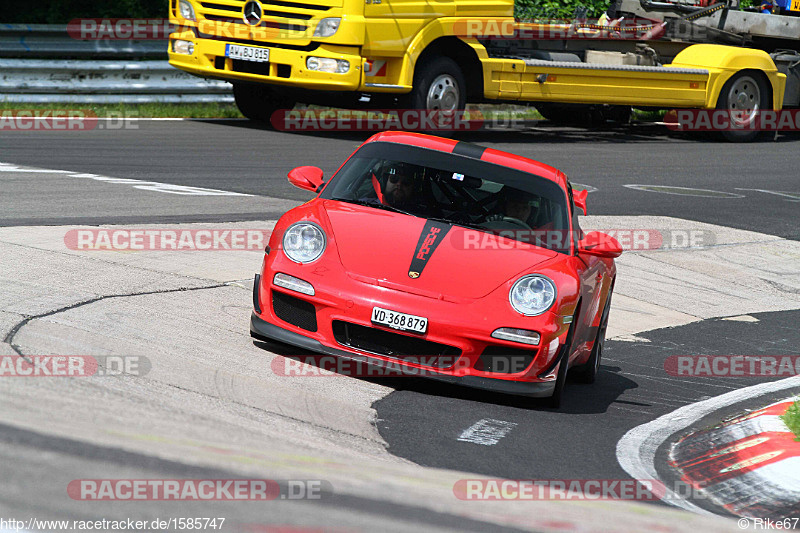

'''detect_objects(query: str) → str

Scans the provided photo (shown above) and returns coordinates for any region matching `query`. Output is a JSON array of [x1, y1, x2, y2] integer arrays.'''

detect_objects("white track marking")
[[721, 315, 759, 322], [616, 375, 800, 514], [624, 184, 745, 198], [457, 419, 517, 446], [612, 334, 651, 342], [571, 183, 598, 193], [735, 188, 800, 202], [0, 162, 251, 197], [0, 166, 72, 173]]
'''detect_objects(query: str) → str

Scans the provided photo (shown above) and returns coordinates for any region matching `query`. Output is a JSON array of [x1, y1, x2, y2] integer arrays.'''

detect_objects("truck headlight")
[[172, 40, 194, 55], [509, 275, 556, 316], [306, 57, 350, 74], [313, 18, 341, 37], [282, 222, 326, 263], [179, 0, 196, 21]]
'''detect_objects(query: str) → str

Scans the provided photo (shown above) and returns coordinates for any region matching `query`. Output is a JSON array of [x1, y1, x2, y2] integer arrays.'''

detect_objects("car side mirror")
[[573, 189, 588, 215], [288, 166, 324, 192], [579, 231, 622, 258]]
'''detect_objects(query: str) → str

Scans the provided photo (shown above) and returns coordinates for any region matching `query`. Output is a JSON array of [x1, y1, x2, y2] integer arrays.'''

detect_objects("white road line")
[[457, 418, 517, 446], [616, 375, 800, 514], [624, 184, 745, 198], [735, 188, 800, 202], [0, 167, 72, 173], [0, 162, 251, 197]]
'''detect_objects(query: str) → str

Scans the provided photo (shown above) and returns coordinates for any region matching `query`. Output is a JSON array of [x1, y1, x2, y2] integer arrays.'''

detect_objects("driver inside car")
[[485, 188, 536, 228], [382, 162, 417, 209]]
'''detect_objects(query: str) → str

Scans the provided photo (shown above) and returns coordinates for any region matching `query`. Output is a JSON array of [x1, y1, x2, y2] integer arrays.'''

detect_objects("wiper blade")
[[425, 217, 488, 232], [331, 197, 415, 217]]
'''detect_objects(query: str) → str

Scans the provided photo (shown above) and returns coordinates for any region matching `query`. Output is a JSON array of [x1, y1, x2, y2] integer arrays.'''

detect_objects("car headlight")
[[282, 222, 326, 263], [313, 18, 341, 37], [179, 0, 196, 21], [509, 275, 556, 316]]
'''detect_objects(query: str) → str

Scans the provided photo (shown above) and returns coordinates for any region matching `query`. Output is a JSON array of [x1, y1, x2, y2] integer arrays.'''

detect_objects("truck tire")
[[405, 56, 466, 112], [715, 72, 769, 143], [233, 83, 295, 125]]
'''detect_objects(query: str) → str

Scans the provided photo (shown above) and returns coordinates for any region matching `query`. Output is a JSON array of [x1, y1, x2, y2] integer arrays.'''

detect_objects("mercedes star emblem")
[[243, 0, 263, 26]]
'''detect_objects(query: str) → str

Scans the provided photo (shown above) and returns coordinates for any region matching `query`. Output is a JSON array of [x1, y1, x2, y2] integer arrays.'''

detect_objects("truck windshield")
[[320, 142, 571, 254]]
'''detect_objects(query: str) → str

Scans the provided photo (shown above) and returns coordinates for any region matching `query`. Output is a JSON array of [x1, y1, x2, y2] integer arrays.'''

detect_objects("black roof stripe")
[[451, 141, 487, 159]]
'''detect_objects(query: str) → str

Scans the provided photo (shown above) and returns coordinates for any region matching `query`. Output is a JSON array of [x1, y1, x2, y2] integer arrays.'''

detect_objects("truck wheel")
[[406, 56, 466, 111], [715, 72, 769, 143], [233, 83, 295, 125]]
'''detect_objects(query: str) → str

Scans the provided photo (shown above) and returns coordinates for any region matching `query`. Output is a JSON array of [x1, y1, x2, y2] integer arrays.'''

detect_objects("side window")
[[566, 179, 584, 253]]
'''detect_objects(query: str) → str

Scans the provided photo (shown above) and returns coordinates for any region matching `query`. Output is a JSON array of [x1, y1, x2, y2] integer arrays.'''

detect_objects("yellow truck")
[[167, 0, 786, 140]]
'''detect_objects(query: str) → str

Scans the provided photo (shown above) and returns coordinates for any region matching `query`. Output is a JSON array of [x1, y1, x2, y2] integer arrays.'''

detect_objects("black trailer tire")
[[233, 83, 296, 124], [715, 72, 770, 143]]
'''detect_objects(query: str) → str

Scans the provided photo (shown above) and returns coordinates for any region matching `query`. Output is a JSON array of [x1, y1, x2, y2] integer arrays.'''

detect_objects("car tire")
[[573, 287, 613, 384], [548, 304, 579, 409], [404, 56, 466, 112], [233, 83, 296, 125], [715, 72, 769, 143]]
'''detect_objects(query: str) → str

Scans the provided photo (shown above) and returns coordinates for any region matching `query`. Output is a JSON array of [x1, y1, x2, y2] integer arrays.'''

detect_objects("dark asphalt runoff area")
[[0, 120, 799, 239]]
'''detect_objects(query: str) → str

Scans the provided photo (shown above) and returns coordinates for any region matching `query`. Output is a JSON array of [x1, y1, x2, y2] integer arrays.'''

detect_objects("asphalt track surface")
[[1, 120, 799, 239], [2, 120, 799, 527], [373, 309, 800, 517]]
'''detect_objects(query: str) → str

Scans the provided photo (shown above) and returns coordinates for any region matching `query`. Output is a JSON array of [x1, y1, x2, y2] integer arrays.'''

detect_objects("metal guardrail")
[[0, 25, 233, 103]]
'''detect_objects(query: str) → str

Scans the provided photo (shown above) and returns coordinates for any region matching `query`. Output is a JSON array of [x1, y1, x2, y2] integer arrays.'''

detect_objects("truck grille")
[[332, 321, 461, 368], [197, 0, 339, 32]]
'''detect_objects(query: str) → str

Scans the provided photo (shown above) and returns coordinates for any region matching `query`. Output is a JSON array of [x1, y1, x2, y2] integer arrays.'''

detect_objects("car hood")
[[323, 200, 558, 300]]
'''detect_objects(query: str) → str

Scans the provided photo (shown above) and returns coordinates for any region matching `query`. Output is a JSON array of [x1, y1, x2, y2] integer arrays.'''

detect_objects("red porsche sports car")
[[250, 132, 621, 407]]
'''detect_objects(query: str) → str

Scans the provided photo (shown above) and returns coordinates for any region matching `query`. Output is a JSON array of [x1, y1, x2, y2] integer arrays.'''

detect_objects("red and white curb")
[[617, 375, 800, 515], [670, 399, 800, 519]]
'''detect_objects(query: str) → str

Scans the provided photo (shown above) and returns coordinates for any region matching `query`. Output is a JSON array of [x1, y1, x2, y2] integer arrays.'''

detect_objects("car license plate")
[[793, 0, 800, 11], [225, 44, 270, 62], [371, 307, 428, 334]]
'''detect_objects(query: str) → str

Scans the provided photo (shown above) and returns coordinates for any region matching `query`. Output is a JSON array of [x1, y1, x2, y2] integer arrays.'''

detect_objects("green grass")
[[0, 102, 244, 119], [782, 399, 800, 441]]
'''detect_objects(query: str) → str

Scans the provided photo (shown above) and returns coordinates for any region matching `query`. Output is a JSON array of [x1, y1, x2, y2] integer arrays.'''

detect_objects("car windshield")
[[320, 141, 572, 253]]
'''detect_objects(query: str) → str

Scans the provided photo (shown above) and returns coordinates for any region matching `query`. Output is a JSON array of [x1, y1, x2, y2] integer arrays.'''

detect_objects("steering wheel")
[[498, 217, 532, 230]]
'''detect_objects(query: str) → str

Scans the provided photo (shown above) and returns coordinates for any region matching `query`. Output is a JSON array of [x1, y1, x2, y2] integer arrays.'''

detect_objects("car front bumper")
[[250, 311, 556, 397]]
